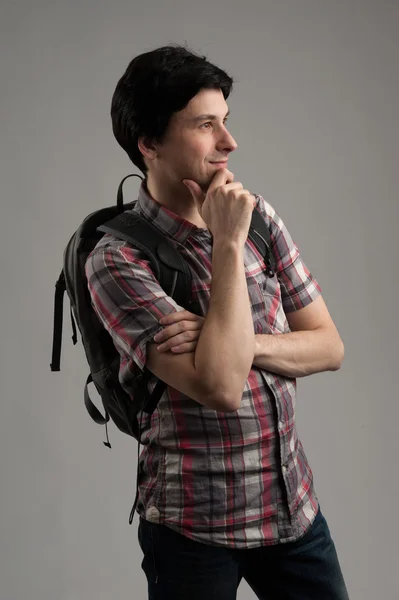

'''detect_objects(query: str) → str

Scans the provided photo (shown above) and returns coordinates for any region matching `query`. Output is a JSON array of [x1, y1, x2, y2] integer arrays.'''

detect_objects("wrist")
[[212, 237, 244, 254], [254, 333, 272, 361]]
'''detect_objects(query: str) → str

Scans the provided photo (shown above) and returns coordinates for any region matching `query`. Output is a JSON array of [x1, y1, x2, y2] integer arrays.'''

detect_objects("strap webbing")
[[50, 271, 66, 372]]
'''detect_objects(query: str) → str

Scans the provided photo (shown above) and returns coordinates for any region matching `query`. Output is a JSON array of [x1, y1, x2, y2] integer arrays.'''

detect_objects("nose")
[[217, 126, 238, 154]]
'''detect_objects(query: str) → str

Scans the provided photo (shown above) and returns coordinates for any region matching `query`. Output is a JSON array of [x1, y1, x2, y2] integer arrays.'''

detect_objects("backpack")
[[50, 173, 276, 523]]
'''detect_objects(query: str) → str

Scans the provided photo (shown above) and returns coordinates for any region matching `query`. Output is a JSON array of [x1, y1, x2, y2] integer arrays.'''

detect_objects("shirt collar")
[[136, 181, 210, 244]]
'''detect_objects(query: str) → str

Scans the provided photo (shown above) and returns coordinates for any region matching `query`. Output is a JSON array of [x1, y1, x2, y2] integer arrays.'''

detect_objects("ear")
[[138, 135, 158, 162]]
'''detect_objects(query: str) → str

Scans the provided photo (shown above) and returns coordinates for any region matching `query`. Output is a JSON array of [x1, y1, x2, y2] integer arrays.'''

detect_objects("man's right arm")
[[86, 169, 256, 414], [146, 239, 255, 413]]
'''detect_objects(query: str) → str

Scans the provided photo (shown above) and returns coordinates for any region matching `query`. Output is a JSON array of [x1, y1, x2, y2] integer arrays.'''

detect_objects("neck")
[[145, 174, 208, 230]]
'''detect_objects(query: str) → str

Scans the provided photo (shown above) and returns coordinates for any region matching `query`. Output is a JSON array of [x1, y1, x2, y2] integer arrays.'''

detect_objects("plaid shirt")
[[86, 182, 322, 549]]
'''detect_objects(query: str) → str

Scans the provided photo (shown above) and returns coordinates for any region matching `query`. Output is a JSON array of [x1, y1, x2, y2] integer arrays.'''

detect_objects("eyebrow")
[[191, 110, 230, 123]]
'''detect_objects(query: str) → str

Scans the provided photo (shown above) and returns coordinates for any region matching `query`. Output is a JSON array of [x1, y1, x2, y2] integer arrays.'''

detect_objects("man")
[[86, 44, 349, 599]]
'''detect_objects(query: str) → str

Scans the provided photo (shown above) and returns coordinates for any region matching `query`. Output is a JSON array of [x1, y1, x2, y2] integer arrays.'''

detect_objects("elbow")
[[201, 388, 243, 413], [221, 397, 242, 413], [212, 378, 248, 413], [197, 370, 247, 413], [331, 340, 345, 371]]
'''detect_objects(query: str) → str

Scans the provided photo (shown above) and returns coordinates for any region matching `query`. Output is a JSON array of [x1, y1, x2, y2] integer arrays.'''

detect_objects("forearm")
[[195, 240, 255, 405], [253, 329, 344, 378]]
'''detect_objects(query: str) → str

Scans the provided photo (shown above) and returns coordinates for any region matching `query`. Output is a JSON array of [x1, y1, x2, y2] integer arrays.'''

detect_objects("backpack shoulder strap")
[[101, 205, 276, 286], [97, 210, 200, 429], [97, 210, 199, 313], [248, 207, 276, 277]]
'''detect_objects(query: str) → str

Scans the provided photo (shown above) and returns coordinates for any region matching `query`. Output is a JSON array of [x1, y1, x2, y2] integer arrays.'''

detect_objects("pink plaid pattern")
[[86, 183, 321, 548]]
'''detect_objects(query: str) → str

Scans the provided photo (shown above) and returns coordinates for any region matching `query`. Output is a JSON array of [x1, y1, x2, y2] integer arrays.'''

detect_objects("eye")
[[200, 119, 229, 130]]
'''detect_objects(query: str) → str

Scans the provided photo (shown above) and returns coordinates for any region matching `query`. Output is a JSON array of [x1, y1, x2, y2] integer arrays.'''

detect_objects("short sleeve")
[[85, 242, 185, 371], [255, 195, 322, 313]]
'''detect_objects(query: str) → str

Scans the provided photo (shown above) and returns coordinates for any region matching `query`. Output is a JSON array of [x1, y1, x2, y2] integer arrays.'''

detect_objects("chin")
[[202, 172, 216, 190], [181, 170, 212, 193]]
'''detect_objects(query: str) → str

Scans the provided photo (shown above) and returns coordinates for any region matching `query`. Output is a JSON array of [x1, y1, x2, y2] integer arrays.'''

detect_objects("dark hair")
[[110, 44, 234, 175]]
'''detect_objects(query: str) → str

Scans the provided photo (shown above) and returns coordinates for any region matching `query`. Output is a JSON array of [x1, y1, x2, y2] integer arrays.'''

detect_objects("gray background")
[[1, 1, 398, 598]]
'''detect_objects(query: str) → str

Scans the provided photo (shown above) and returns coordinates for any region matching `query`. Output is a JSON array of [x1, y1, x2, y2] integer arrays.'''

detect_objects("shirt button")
[[282, 465, 288, 474]]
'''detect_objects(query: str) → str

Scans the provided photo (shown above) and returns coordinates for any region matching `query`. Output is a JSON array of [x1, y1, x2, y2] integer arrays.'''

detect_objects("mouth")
[[210, 161, 228, 166]]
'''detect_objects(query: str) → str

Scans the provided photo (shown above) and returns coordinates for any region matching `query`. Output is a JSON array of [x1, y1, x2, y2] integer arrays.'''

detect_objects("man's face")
[[151, 88, 238, 191]]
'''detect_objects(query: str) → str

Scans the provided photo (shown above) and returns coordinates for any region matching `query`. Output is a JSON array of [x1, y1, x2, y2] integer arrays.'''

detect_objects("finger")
[[207, 168, 235, 194], [155, 320, 202, 343], [155, 324, 201, 346], [183, 169, 235, 213], [159, 311, 202, 325], [221, 182, 246, 193], [182, 179, 205, 207], [170, 342, 197, 354], [157, 329, 200, 351]]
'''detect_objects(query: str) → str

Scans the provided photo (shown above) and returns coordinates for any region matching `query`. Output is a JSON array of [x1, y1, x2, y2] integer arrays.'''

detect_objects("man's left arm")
[[253, 295, 344, 378], [155, 297, 344, 378], [252, 195, 344, 378]]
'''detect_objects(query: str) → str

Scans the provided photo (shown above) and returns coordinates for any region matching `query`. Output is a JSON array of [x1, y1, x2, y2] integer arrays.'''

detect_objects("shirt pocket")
[[250, 270, 290, 334]]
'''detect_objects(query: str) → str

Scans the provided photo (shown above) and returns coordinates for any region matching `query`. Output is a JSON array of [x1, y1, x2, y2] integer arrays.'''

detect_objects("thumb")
[[182, 179, 205, 206]]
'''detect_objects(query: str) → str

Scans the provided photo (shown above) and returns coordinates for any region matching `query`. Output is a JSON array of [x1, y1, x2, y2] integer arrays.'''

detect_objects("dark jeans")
[[138, 507, 350, 599]]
